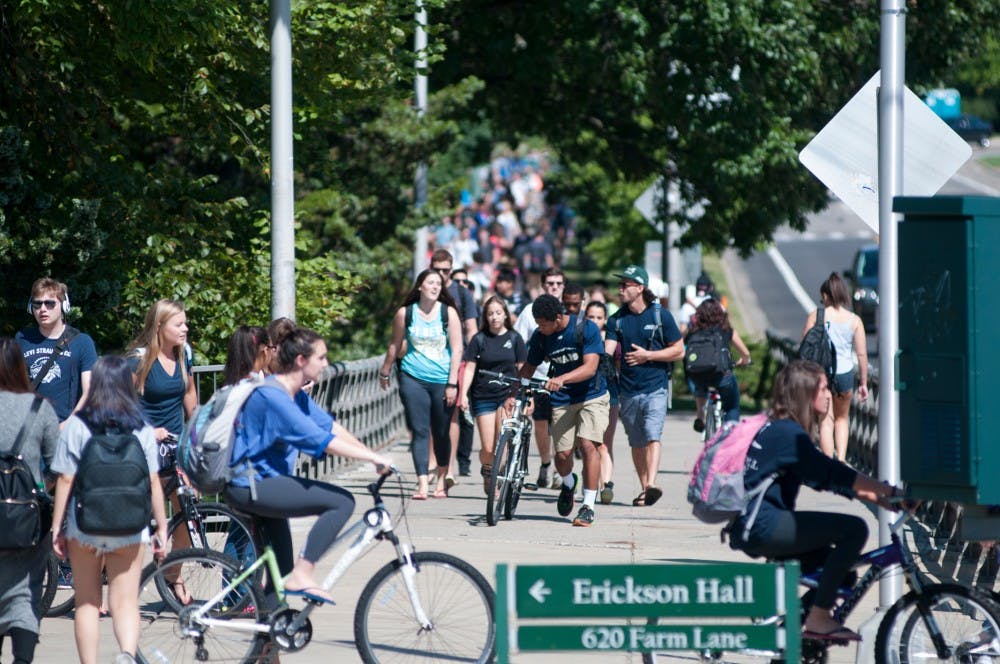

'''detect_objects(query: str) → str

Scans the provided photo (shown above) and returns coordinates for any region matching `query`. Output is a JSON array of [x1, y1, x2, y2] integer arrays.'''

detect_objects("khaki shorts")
[[551, 392, 611, 453]]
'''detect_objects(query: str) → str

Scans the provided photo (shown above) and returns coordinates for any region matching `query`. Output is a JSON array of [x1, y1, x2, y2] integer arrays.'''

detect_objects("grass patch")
[[980, 155, 1000, 169]]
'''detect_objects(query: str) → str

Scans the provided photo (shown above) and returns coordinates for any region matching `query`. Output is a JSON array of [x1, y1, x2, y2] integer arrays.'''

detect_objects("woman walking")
[[800, 273, 869, 460], [0, 338, 59, 664], [459, 295, 526, 493], [50, 355, 168, 664], [379, 269, 462, 499]]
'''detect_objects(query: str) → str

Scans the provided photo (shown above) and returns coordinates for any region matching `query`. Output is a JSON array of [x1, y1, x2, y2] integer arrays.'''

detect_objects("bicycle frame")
[[181, 472, 433, 637]]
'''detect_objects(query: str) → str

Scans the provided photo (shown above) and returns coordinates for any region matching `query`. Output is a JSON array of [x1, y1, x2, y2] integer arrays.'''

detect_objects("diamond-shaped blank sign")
[[799, 71, 972, 233]]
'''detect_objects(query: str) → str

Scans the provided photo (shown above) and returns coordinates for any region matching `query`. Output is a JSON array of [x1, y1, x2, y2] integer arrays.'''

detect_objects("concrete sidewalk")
[[39, 410, 881, 663]]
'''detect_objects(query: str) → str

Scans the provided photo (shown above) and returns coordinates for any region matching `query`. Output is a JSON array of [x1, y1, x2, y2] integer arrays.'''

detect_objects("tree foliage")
[[434, 0, 1000, 267]]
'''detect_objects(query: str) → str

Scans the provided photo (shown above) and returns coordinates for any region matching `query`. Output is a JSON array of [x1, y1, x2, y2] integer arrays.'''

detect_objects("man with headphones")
[[16, 278, 98, 422]]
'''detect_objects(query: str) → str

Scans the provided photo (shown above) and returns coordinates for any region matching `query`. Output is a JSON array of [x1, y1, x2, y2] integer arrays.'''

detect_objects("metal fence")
[[762, 333, 999, 594], [191, 356, 407, 482]]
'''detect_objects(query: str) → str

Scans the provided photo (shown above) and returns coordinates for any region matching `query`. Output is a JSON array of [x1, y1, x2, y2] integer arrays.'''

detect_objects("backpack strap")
[[10, 396, 44, 458], [652, 301, 665, 347], [574, 314, 586, 349], [30, 326, 79, 391], [816, 304, 825, 327], [405, 302, 449, 333]]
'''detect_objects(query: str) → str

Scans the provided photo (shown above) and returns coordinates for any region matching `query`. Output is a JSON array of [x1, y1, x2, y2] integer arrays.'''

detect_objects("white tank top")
[[825, 318, 856, 374]]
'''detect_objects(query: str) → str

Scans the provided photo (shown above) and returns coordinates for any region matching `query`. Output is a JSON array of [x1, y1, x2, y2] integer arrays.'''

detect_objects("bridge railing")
[[191, 356, 407, 482], [762, 333, 999, 595]]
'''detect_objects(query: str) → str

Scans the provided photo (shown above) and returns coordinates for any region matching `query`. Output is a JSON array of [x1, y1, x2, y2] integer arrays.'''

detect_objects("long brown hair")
[[820, 272, 851, 309], [768, 360, 825, 438], [126, 299, 190, 395], [692, 298, 731, 332], [0, 337, 31, 393]]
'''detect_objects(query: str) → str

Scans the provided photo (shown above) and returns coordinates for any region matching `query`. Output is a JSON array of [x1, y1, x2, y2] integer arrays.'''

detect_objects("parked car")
[[844, 244, 878, 333], [944, 114, 993, 148]]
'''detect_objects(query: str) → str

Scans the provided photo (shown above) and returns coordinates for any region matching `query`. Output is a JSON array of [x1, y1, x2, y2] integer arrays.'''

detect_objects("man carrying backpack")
[[605, 265, 684, 507], [518, 294, 608, 527]]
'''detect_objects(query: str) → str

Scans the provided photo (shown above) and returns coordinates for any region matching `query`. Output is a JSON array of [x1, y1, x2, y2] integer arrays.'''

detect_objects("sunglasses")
[[31, 299, 59, 310], [454, 278, 470, 285], [433, 266, 453, 275]]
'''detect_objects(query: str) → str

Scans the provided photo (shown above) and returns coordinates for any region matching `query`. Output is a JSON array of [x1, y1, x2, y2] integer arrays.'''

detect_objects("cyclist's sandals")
[[802, 626, 861, 642], [285, 588, 336, 605]]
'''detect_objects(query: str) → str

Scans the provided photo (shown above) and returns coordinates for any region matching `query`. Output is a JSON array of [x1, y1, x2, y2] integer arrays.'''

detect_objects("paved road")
[[38, 410, 883, 663]]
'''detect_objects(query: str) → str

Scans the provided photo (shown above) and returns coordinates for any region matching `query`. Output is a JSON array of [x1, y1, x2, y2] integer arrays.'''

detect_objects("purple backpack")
[[688, 413, 773, 538]]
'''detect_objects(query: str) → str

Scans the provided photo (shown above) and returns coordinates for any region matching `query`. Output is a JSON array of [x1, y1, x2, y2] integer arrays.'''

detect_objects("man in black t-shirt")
[[430, 250, 480, 477]]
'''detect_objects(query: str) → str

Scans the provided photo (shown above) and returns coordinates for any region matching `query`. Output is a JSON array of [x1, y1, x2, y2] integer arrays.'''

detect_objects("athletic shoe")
[[557, 474, 577, 517], [572, 505, 595, 527], [536, 464, 550, 489], [600, 481, 615, 505], [693, 418, 705, 433]]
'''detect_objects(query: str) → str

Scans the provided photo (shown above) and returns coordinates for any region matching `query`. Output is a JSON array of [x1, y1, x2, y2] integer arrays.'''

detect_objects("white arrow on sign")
[[528, 579, 551, 603]]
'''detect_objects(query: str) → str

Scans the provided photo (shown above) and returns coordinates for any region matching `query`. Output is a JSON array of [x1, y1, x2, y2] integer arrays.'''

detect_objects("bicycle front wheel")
[[504, 428, 530, 519], [487, 429, 514, 526], [135, 549, 268, 664], [874, 582, 1000, 663], [354, 550, 495, 663]]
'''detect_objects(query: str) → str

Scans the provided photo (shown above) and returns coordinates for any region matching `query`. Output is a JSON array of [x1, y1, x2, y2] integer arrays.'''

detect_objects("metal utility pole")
[[877, 0, 905, 606], [414, 1, 428, 210], [270, 0, 295, 320]]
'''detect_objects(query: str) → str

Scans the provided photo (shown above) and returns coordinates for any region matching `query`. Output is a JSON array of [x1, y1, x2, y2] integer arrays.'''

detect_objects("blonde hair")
[[127, 299, 189, 395]]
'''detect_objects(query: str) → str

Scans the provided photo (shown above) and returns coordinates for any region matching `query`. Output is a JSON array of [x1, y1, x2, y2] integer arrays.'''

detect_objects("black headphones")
[[26, 290, 71, 316]]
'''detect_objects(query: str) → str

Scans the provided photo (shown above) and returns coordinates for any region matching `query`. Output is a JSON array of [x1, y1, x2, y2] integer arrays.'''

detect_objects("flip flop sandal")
[[802, 627, 861, 642], [632, 490, 648, 507], [285, 588, 336, 605], [644, 486, 663, 506]]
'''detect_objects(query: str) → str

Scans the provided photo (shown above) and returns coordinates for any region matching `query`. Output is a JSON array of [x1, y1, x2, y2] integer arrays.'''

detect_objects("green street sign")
[[514, 563, 782, 618], [518, 623, 780, 653]]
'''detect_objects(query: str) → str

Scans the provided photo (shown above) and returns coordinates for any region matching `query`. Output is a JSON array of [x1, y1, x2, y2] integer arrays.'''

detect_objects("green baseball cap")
[[613, 264, 649, 286]]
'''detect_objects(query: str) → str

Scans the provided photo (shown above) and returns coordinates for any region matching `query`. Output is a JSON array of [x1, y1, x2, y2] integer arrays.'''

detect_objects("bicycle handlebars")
[[478, 369, 550, 394]]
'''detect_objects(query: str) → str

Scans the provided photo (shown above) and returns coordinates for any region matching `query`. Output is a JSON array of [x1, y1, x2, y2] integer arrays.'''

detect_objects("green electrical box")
[[896, 196, 1000, 504]]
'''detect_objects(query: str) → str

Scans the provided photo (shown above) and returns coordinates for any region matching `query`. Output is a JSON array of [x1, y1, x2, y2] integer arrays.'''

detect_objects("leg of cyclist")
[[690, 376, 707, 433], [225, 475, 355, 604], [717, 372, 741, 423], [740, 511, 867, 636]]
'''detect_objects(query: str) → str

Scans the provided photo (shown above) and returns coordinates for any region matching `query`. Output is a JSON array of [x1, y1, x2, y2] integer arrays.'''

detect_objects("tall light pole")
[[412, 0, 429, 278], [877, 0, 905, 606], [270, 0, 295, 320]]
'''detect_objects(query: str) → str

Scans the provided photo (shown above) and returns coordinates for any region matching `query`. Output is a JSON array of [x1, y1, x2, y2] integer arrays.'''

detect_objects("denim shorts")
[[471, 398, 504, 417], [619, 388, 669, 447], [833, 371, 856, 395], [65, 498, 148, 554]]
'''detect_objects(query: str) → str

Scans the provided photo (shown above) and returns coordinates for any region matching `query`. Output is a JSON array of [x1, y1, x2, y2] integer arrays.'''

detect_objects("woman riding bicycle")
[[459, 295, 526, 494], [685, 298, 751, 432], [224, 325, 392, 604], [728, 359, 900, 642]]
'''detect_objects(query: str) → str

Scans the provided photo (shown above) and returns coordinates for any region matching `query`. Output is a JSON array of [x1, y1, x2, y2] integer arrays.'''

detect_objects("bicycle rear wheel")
[[354, 550, 495, 663], [42, 552, 76, 617], [38, 549, 60, 616], [704, 396, 720, 439], [168, 502, 260, 563], [135, 549, 268, 664], [874, 582, 1000, 663], [487, 429, 514, 526]]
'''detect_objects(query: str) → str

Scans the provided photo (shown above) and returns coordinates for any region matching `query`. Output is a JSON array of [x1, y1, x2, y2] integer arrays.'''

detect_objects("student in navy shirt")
[[728, 360, 904, 642], [605, 265, 684, 508], [225, 326, 392, 603], [519, 294, 608, 527]]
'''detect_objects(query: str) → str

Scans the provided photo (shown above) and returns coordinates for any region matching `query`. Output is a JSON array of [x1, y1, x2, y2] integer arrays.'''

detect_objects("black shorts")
[[531, 392, 552, 422]]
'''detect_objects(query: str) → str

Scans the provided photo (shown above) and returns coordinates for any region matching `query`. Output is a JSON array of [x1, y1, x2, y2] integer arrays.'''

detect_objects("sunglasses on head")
[[31, 299, 59, 310]]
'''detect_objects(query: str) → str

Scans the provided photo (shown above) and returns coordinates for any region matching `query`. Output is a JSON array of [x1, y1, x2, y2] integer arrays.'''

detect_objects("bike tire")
[[487, 429, 514, 526], [353, 550, 496, 664], [874, 582, 1000, 663], [42, 552, 76, 617], [704, 399, 719, 440], [38, 549, 59, 616], [167, 502, 260, 561], [504, 428, 530, 519], [135, 549, 268, 664]]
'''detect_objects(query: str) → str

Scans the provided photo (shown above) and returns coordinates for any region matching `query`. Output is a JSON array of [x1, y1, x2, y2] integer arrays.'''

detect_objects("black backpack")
[[73, 423, 152, 536], [798, 305, 838, 392], [684, 327, 733, 379], [0, 397, 47, 550]]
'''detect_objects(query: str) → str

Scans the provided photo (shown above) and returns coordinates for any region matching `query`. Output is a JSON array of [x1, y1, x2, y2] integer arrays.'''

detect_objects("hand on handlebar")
[[372, 456, 395, 475]]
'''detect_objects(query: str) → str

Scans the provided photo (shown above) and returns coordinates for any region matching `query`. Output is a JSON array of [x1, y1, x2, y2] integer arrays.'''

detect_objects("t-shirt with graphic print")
[[526, 314, 607, 407], [463, 329, 527, 401], [16, 326, 98, 421], [607, 303, 683, 396]]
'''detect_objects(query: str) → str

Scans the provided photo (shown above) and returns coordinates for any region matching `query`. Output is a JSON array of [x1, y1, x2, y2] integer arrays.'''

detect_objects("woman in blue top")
[[728, 360, 900, 642], [224, 326, 392, 604], [379, 269, 462, 500]]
